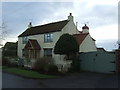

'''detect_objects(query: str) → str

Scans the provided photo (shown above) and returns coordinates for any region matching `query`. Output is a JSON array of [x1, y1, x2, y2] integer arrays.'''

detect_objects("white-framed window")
[[22, 36, 29, 44], [44, 33, 53, 43]]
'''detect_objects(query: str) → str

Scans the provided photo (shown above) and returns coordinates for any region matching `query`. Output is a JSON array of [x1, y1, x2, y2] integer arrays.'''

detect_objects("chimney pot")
[[68, 13, 73, 21], [28, 22, 32, 28]]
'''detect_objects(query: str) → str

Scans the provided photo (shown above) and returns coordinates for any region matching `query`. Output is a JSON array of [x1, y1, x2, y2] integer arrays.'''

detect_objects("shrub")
[[48, 65, 58, 72], [6, 58, 18, 67], [8, 61, 18, 67], [2, 57, 11, 66], [33, 57, 55, 73]]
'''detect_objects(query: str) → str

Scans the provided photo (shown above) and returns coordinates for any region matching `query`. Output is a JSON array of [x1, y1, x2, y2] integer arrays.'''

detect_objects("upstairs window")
[[44, 33, 53, 43], [22, 36, 29, 44]]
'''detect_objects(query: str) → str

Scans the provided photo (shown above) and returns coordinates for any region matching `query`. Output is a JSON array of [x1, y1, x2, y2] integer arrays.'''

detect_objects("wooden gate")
[[79, 51, 116, 73]]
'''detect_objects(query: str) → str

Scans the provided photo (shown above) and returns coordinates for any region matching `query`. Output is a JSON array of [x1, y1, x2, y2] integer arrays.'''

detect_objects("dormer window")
[[22, 36, 29, 44], [44, 33, 53, 43]]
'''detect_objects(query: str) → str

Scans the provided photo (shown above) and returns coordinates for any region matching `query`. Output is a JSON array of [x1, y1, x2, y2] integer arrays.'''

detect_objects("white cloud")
[[1, 1, 119, 50], [90, 24, 118, 40], [81, 0, 119, 6]]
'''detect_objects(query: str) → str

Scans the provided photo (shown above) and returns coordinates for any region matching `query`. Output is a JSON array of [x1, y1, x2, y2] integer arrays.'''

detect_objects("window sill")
[[44, 41, 53, 43]]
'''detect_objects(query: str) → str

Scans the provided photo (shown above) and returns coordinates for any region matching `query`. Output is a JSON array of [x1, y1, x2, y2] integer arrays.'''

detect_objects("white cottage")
[[18, 13, 97, 70], [73, 24, 97, 52]]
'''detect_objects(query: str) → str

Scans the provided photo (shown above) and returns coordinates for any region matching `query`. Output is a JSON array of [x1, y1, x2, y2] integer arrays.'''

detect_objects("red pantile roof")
[[73, 33, 89, 45], [24, 39, 41, 50], [18, 20, 69, 37]]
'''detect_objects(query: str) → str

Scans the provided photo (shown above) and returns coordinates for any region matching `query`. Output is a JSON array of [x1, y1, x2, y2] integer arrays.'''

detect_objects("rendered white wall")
[[53, 54, 72, 71], [62, 20, 79, 35], [80, 34, 97, 52], [18, 31, 62, 58], [82, 29, 89, 33], [18, 37, 25, 58]]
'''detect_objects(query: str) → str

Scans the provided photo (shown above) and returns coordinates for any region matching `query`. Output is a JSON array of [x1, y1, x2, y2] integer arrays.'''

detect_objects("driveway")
[[2, 72, 119, 88]]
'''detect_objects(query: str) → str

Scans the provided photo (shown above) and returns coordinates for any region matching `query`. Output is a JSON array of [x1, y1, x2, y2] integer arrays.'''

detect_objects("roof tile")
[[73, 33, 89, 45], [18, 20, 69, 37], [24, 39, 41, 50]]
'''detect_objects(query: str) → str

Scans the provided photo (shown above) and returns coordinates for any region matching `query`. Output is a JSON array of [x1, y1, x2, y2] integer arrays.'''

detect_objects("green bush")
[[54, 33, 79, 59]]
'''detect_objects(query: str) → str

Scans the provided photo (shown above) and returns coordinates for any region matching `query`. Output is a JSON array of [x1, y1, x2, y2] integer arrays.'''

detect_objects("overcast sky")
[[1, 0, 119, 51]]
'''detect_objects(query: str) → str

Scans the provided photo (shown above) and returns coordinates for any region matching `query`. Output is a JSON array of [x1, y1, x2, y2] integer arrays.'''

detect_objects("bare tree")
[[0, 21, 8, 46]]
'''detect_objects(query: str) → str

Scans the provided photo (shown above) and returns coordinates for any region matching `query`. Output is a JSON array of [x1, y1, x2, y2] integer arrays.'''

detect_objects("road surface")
[[2, 72, 119, 88]]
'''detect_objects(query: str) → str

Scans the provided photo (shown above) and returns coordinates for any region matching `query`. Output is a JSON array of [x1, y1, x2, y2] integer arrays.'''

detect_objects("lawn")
[[2, 67, 58, 79]]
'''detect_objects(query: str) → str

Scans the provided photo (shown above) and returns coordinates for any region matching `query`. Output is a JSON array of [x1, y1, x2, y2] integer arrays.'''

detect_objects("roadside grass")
[[1, 66, 8, 69], [0, 66, 8, 69], [2, 67, 58, 79]]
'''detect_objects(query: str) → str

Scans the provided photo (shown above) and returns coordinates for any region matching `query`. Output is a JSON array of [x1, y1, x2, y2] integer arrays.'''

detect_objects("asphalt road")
[[2, 72, 119, 88]]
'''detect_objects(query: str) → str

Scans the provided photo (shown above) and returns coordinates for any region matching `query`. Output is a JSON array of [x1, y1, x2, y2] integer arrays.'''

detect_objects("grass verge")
[[2, 67, 58, 79]]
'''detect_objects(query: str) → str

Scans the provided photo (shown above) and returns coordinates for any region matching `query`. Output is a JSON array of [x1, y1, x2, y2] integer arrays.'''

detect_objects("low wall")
[[54, 54, 72, 72]]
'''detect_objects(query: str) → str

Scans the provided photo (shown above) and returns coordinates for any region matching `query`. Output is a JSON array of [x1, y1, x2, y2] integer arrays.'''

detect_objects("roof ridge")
[[18, 19, 69, 37], [32, 20, 69, 28], [73, 33, 89, 35]]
